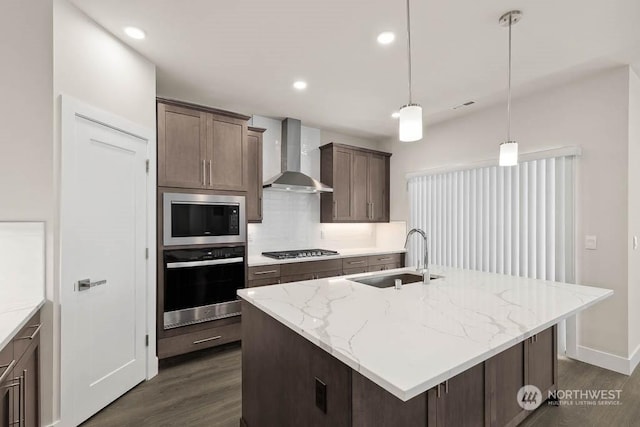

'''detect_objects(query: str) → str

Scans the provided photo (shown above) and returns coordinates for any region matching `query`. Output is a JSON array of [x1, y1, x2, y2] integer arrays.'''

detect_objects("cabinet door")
[[247, 130, 263, 222], [157, 102, 207, 189], [368, 153, 388, 222], [14, 339, 39, 427], [333, 149, 354, 220], [487, 341, 525, 426], [352, 151, 369, 221], [436, 363, 485, 427], [208, 116, 247, 191], [527, 326, 556, 396], [0, 343, 14, 427]]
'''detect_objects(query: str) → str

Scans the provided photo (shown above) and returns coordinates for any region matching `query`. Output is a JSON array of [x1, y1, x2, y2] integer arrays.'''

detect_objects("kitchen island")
[[238, 266, 612, 427]]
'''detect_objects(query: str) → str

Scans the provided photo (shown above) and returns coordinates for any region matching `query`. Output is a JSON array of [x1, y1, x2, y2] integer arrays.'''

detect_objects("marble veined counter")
[[238, 266, 612, 401]]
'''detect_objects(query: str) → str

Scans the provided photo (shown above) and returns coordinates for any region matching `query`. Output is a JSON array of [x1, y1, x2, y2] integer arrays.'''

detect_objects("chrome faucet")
[[404, 228, 430, 283]]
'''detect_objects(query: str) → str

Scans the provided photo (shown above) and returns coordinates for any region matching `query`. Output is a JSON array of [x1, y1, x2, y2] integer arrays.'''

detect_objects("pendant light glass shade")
[[499, 141, 518, 166], [399, 104, 423, 142]]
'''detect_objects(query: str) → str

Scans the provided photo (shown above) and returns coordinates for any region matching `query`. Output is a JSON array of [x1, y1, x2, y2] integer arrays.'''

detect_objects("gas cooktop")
[[261, 249, 339, 260]]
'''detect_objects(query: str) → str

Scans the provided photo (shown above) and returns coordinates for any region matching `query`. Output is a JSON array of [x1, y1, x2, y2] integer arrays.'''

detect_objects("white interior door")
[[60, 100, 149, 426]]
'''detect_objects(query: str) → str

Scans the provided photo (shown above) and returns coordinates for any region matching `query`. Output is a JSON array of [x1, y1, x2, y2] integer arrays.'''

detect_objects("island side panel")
[[352, 371, 428, 427], [241, 301, 352, 427]]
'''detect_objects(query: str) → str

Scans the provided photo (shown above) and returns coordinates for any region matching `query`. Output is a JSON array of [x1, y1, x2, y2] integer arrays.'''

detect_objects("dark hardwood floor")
[[82, 345, 639, 427]]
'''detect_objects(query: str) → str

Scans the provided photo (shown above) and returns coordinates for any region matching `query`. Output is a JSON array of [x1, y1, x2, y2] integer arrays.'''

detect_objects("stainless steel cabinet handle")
[[436, 383, 441, 398], [20, 370, 26, 427], [333, 200, 337, 218], [78, 279, 107, 291], [16, 324, 42, 341], [167, 257, 244, 269], [371, 202, 375, 220], [253, 269, 278, 276], [445, 380, 449, 394], [202, 159, 206, 185], [0, 360, 15, 384], [348, 261, 366, 265], [378, 257, 393, 262], [193, 335, 222, 345], [209, 160, 213, 187]]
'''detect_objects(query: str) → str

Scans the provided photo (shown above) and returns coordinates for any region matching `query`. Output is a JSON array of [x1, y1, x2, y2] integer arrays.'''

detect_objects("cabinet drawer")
[[0, 341, 13, 369], [367, 263, 401, 272], [248, 265, 281, 281], [315, 270, 343, 279], [158, 320, 241, 359], [248, 277, 281, 288], [342, 256, 369, 270], [12, 311, 41, 362], [368, 253, 403, 266], [280, 259, 342, 276]]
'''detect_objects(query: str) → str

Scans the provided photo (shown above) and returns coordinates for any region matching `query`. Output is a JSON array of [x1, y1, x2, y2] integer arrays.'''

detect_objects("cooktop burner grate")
[[261, 249, 339, 260]]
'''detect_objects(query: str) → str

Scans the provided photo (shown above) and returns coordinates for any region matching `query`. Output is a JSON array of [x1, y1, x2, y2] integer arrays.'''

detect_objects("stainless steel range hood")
[[263, 118, 333, 193]]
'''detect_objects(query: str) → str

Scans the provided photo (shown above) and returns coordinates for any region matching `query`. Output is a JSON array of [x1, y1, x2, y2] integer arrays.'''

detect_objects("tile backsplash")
[[247, 190, 378, 255]]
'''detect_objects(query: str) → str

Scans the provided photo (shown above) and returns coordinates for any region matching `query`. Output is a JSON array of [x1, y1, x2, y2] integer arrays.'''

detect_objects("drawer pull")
[[254, 269, 278, 276], [0, 360, 16, 384], [348, 261, 366, 265], [193, 335, 222, 345], [16, 323, 42, 341], [378, 257, 393, 261]]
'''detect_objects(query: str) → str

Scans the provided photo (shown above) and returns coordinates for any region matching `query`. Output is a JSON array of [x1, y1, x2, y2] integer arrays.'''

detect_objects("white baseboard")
[[573, 345, 640, 375]]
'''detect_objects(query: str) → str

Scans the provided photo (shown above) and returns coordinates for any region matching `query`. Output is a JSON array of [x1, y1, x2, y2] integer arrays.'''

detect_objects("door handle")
[[202, 159, 206, 185], [209, 160, 213, 187], [0, 360, 15, 384], [78, 279, 107, 291], [333, 200, 337, 218], [15, 324, 42, 341]]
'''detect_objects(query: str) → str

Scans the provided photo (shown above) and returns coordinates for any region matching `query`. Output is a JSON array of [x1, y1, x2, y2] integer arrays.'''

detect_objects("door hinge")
[[145, 159, 150, 173], [145, 334, 149, 347], [145, 248, 149, 259]]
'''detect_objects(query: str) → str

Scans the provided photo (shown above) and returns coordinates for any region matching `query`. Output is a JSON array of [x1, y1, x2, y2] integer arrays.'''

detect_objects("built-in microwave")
[[163, 193, 246, 246]]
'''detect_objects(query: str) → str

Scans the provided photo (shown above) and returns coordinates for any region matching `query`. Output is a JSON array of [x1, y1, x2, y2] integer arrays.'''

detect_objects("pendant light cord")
[[406, 0, 413, 104], [507, 13, 512, 142]]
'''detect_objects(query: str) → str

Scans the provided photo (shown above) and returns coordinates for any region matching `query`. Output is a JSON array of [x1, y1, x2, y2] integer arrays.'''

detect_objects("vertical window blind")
[[407, 155, 576, 282]]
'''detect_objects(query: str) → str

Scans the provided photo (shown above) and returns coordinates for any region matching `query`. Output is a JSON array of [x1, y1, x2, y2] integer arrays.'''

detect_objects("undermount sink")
[[350, 272, 443, 289]]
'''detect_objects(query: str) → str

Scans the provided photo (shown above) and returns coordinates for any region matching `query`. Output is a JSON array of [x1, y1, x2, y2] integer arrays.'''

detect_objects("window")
[[407, 154, 576, 282]]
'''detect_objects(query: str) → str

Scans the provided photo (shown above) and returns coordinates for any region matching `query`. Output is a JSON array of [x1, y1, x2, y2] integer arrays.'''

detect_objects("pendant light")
[[498, 10, 522, 166], [398, 0, 422, 142]]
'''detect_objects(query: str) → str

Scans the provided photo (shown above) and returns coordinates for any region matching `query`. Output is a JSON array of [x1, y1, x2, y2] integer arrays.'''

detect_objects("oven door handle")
[[166, 257, 244, 269]]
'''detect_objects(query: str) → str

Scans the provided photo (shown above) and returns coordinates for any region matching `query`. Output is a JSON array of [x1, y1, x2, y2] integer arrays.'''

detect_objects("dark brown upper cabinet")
[[247, 126, 266, 222], [320, 143, 391, 223], [157, 98, 250, 191]]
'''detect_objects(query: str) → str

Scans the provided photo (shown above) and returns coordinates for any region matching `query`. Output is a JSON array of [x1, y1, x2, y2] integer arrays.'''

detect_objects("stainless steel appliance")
[[163, 193, 246, 246], [163, 246, 245, 329], [261, 249, 339, 260]]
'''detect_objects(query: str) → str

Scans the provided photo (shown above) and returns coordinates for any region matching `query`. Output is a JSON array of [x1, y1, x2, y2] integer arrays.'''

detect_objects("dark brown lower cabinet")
[[0, 310, 41, 427], [429, 363, 486, 427], [242, 300, 558, 427]]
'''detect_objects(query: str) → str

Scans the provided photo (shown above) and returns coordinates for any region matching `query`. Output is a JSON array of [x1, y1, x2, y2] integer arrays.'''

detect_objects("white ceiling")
[[71, 0, 640, 140]]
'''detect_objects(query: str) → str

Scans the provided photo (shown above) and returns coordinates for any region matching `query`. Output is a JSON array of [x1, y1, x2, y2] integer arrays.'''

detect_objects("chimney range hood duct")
[[263, 118, 333, 193]]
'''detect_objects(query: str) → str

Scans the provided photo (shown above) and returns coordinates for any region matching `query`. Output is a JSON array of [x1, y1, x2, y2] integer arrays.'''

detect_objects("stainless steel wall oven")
[[163, 246, 245, 329]]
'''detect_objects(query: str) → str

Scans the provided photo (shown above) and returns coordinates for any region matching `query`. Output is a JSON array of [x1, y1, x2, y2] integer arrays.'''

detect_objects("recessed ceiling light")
[[293, 81, 307, 90], [124, 26, 146, 40], [391, 112, 400, 119], [377, 32, 395, 45]]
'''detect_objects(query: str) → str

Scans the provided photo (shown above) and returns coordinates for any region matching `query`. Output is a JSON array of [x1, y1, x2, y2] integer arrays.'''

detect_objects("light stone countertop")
[[247, 247, 407, 267], [0, 299, 45, 350], [238, 265, 613, 401]]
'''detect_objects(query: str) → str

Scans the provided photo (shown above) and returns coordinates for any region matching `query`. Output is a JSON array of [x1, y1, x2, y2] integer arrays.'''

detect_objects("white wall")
[[382, 67, 632, 361], [321, 129, 383, 151], [50, 1, 156, 424], [628, 68, 640, 360], [0, 1, 55, 425]]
